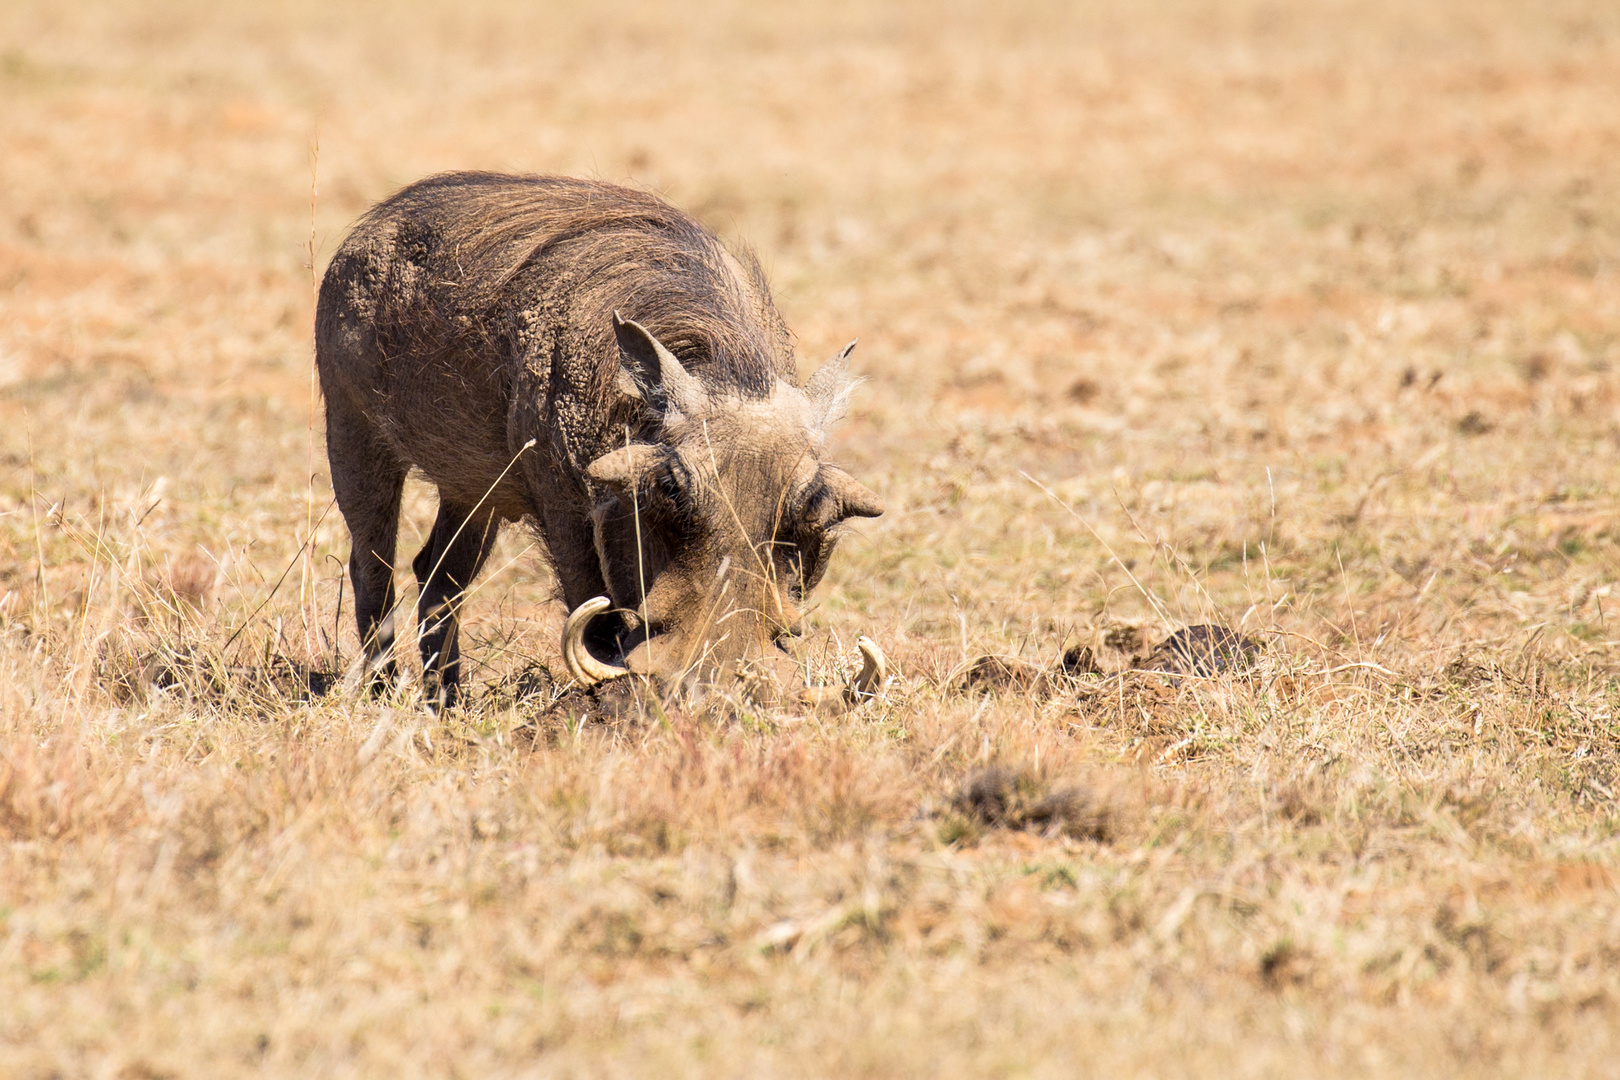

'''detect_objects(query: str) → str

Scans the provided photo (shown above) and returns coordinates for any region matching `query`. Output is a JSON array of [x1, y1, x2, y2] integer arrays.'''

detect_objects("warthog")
[[316, 172, 886, 708]]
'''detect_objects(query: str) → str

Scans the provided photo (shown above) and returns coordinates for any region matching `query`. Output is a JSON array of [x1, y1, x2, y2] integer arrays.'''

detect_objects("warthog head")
[[563, 314, 885, 699]]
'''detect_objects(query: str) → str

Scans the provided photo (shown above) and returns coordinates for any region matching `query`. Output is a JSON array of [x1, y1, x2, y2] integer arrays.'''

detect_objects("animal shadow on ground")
[[100, 636, 658, 728], [480, 660, 658, 729]]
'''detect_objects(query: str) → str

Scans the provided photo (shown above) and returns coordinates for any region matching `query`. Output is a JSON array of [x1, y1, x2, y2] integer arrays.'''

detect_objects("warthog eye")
[[653, 456, 686, 503], [641, 453, 703, 537], [771, 478, 844, 599], [773, 529, 836, 602]]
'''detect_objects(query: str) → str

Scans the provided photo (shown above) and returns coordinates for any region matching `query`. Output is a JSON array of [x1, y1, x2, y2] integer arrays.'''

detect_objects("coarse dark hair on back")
[[358, 171, 792, 397]]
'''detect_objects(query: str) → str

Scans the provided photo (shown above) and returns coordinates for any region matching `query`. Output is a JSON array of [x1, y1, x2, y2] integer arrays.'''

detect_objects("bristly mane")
[[358, 171, 792, 397]]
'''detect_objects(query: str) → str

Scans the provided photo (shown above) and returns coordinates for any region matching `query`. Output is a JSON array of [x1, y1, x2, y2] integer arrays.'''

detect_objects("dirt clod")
[[1138, 625, 1261, 676]]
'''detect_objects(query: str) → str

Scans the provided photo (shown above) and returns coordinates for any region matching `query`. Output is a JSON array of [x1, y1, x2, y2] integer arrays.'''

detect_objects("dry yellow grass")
[[3, 0, 1620, 1075]]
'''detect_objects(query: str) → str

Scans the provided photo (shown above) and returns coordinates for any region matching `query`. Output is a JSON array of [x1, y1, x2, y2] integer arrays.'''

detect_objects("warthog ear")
[[612, 312, 706, 417], [820, 465, 884, 522], [804, 340, 859, 430], [588, 443, 661, 490]]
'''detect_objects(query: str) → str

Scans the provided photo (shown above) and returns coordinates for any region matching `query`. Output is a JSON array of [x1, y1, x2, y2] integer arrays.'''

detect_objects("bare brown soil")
[[3, 1, 1620, 1075]]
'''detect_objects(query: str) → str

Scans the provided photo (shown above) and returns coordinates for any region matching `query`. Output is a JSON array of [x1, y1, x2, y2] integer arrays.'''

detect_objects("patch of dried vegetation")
[[4, 0, 1620, 1075]]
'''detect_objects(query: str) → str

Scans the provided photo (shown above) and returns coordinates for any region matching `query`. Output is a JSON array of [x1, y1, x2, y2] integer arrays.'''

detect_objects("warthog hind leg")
[[326, 397, 407, 695]]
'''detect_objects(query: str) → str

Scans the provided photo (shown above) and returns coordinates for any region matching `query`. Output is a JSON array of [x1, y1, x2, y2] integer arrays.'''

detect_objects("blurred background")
[[3, 0, 1617, 665]]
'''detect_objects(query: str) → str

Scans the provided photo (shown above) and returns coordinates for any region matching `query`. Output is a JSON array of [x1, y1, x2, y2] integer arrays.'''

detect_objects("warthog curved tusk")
[[562, 596, 632, 687], [797, 636, 888, 711], [846, 636, 888, 704]]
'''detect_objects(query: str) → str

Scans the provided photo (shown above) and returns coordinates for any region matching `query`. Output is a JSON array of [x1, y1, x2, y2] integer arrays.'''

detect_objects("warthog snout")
[[560, 313, 884, 696], [563, 593, 888, 708]]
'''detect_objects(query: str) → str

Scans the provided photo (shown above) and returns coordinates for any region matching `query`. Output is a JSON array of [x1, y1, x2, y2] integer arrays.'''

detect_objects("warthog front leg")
[[412, 501, 500, 711]]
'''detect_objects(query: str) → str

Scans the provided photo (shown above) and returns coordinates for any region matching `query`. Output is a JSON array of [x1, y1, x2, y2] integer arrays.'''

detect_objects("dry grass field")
[[3, 0, 1620, 1075]]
